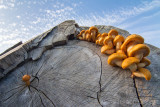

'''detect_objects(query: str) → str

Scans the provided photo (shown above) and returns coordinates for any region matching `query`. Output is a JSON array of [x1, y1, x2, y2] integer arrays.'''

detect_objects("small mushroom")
[[108, 53, 127, 67], [108, 29, 118, 39], [137, 57, 151, 69], [80, 30, 86, 40], [121, 34, 144, 54], [132, 68, 151, 80], [101, 45, 115, 55], [85, 30, 91, 42], [77, 34, 83, 40], [122, 57, 140, 72], [99, 33, 108, 45], [22, 75, 31, 86], [96, 33, 102, 45], [89, 26, 98, 42], [103, 36, 114, 48], [113, 35, 125, 51], [128, 44, 150, 61]]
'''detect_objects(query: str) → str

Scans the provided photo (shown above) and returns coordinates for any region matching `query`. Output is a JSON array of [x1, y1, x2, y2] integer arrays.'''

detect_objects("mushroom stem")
[[108, 41, 113, 48], [115, 60, 122, 67], [99, 38, 104, 45], [116, 42, 122, 51], [137, 63, 146, 69], [135, 53, 143, 61], [25, 81, 30, 86], [82, 33, 86, 40], [128, 63, 137, 72], [127, 42, 137, 53], [86, 34, 91, 42], [131, 71, 144, 78], [91, 30, 96, 42]]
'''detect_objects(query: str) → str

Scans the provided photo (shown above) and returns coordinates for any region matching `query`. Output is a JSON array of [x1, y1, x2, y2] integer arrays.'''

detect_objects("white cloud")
[[0, 5, 8, 9]]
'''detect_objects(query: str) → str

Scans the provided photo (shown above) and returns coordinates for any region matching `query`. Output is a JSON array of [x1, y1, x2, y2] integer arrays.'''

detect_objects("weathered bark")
[[0, 20, 159, 107]]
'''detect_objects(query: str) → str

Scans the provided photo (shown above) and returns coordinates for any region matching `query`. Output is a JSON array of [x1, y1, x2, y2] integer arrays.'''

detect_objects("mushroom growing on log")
[[122, 57, 140, 72], [89, 26, 98, 42], [101, 45, 115, 55], [131, 68, 151, 80], [22, 75, 31, 86], [103, 36, 114, 48], [128, 44, 150, 61], [113, 35, 125, 51], [108, 29, 118, 39], [137, 57, 151, 69], [121, 34, 144, 54], [108, 53, 127, 67], [85, 30, 91, 42]]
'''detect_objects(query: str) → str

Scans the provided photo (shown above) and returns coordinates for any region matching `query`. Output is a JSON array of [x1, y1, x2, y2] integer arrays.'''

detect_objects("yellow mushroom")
[[122, 57, 140, 72], [108, 53, 127, 67], [137, 57, 151, 69], [108, 29, 118, 39], [77, 34, 83, 40], [113, 35, 125, 51], [99, 33, 108, 45], [89, 26, 98, 42], [121, 34, 144, 54], [132, 68, 151, 80], [103, 36, 114, 48], [128, 44, 150, 61], [22, 75, 31, 86], [101, 45, 115, 55], [85, 30, 91, 42], [96, 33, 102, 45], [80, 30, 86, 40], [116, 50, 126, 56]]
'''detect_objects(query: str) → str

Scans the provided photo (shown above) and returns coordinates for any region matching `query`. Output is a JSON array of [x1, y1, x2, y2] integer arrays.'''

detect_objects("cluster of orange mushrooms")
[[77, 26, 151, 81]]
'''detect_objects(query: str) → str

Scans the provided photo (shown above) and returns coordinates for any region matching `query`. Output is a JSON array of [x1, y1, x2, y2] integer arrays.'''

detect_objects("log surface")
[[0, 20, 160, 107]]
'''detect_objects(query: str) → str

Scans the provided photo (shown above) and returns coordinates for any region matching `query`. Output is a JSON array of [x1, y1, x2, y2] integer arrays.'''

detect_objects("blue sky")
[[0, 0, 160, 53]]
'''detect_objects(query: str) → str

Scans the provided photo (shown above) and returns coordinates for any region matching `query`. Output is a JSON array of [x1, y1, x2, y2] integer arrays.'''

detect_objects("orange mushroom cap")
[[89, 26, 98, 32], [22, 75, 31, 82], [103, 36, 114, 45], [132, 68, 151, 80], [80, 30, 85, 35], [128, 44, 150, 57], [122, 57, 140, 69], [121, 34, 144, 52], [140, 57, 151, 66], [108, 53, 127, 66], [101, 45, 115, 54], [113, 35, 125, 46], [108, 29, 118, 37]]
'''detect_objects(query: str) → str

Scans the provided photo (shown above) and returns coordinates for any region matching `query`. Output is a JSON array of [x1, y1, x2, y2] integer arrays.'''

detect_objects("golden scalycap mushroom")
[[22, 75, 31, 86], [128, 44, 150, 61], [85, 30, 91, 42], [103, 36, 114, 48], [137, 57, 151, 68], [101, 45, 115, 55], [113, 35, 125, 51], [89, 26, 98, 42], [108, 53, 127, 67], [77, 34, 83, 40], [121, 34, 144, 53], [132, 68, 151, 80], [108, 29, 118, 38], [122, 57, 140, 72], [98, 33, 108, 45], [80, 30, 86, 40]]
